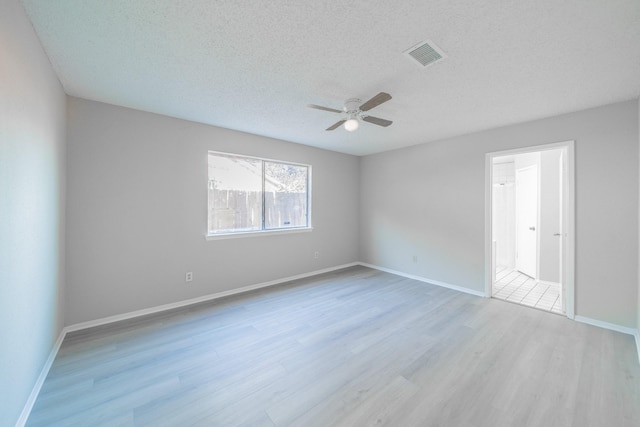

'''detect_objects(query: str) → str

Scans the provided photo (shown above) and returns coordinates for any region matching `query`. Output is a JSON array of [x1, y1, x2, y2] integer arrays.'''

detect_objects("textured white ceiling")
[[22, 0, 640, 156]]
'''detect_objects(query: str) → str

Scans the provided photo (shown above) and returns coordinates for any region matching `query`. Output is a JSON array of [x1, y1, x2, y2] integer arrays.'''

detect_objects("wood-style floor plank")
[[26, 266, 640, 426]]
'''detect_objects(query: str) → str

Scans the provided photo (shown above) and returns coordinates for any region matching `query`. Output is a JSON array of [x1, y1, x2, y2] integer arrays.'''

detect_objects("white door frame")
[[484, 141, 575, 319]]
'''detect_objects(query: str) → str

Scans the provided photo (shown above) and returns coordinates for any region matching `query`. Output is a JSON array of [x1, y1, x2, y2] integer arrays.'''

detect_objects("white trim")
[[563, 142, 576, 319], [206, 226, 312, 241], [66, 262, 358, 333], [16, 262, 360, 425], [359, 262, 485, 297], [485, 140, 575, 319], [486, 141, 574, 158], [558, 316, 639, 364], [484, 154, 493, 297], [574, 315, 638, 336], [15, 328, 68, 427], [15, 262, 640, 425]]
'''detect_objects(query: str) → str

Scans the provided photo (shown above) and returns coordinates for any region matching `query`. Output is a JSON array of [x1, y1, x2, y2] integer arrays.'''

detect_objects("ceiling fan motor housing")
[[344, 98, 362, 120]]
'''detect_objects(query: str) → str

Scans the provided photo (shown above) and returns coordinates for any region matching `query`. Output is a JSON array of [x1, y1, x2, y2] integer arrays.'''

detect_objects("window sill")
[[205, 227, 313, 241]]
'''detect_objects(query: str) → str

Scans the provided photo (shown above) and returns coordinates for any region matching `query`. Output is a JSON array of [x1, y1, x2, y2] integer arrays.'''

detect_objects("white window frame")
[[206, 151, 312, 240]]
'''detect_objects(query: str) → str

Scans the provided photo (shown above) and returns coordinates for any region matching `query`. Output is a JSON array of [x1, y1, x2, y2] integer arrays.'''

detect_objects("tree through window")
[[208, 152, 310, 235]]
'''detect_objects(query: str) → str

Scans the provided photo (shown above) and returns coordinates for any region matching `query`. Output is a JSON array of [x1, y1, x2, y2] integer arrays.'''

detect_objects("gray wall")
[[65, 98, 360, 324], [360, 100, 639, 328], [0, 1, 67, 425]]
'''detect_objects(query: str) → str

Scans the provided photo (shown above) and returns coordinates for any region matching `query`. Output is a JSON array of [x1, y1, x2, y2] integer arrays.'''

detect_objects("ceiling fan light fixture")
[[309, 92, 392, 132], [344, 118, 359, 132]]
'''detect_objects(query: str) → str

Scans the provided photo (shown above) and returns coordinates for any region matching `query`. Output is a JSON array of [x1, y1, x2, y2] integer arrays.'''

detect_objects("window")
[[207, 151, 311, 236]]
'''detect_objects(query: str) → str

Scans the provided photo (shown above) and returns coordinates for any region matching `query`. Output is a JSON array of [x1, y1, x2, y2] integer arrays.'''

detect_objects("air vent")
[[404, 40, 446, 68]]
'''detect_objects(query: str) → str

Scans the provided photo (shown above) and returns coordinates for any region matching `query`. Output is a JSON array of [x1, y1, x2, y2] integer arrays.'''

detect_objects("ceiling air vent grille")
[[404, 40, 446, 68]]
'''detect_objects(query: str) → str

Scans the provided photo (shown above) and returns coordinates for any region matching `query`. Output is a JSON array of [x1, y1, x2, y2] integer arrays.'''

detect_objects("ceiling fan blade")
[[308, 104, 343, 113], [362, 116, 393, 127], [326, 120, 346, 131], [359, 92, 392, 111]]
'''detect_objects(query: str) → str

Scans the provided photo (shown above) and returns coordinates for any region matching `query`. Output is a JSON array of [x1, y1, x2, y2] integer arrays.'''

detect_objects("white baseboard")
[[574, 315, 637, 336], [361, 264, 640, 365], [574, 316, 640, 365], [358, 262, 486, 297], [66, 262, 359, 333], [17, 261, 640, 426], [17, 262, 359, 426], [15, 327, 68, 427]]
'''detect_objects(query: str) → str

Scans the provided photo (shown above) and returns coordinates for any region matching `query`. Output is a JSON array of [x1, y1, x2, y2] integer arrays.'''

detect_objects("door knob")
[[553, 233, 561, 236], [529, 226, 535, 231]]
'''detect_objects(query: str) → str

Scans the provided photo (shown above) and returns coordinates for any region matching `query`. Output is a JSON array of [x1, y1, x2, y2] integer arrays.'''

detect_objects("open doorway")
[[485, 142, 575, 318]]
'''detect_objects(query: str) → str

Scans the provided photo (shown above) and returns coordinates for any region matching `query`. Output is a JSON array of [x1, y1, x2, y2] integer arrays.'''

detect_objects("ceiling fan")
[[308, 92, 393, 132]]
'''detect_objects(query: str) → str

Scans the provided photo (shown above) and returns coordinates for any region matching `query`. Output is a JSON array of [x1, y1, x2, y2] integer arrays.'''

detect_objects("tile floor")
[[492, 267, 563, 314]]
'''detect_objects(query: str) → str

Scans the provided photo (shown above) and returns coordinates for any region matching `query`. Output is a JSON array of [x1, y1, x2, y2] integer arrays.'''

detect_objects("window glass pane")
[[208, 153, 263, 233], [264, 161, 308, 230]]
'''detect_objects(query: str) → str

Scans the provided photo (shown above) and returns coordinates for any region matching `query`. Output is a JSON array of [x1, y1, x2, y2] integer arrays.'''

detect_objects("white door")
[[515, 165, 538, 278]]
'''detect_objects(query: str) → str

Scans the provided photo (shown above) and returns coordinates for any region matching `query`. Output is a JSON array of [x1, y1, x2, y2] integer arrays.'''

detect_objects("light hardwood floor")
[[27, 266, 640, 426]]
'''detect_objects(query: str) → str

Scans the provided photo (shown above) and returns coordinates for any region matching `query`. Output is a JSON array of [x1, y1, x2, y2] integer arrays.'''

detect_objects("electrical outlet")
[[314, 251, 320, 259], [185, 272, 193, 282], [412, 255, 418, 263]]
